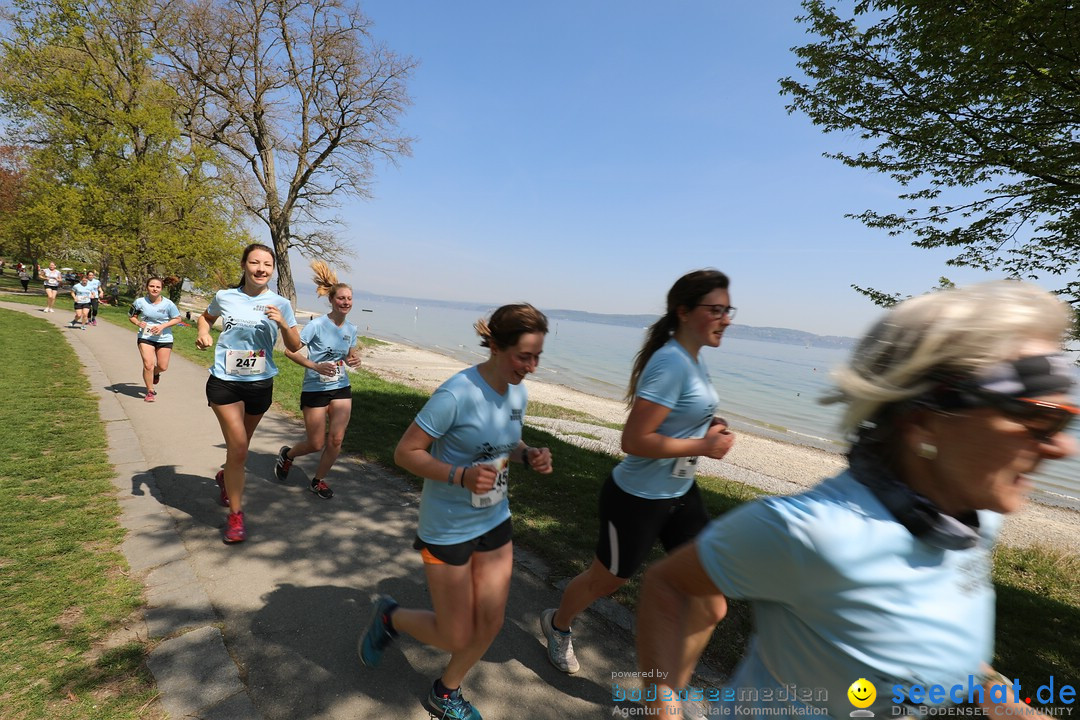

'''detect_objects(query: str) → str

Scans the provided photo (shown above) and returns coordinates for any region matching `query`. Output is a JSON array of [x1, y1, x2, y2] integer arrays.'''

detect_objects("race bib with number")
[[226, 349, 268, 376], [470, 455, 509, 508], [318, 361, 344, 382], [75, 294, 90, 303], [671, 455, 699, 480]]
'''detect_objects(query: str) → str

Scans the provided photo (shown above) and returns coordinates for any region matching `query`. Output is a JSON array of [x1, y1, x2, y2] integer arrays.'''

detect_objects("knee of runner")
[[310, 434, 326, 452], [327, 432, 345, 450]]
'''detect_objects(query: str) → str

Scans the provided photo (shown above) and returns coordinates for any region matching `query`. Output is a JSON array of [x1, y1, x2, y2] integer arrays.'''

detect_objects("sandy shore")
[[360, 339, 1080, 556]]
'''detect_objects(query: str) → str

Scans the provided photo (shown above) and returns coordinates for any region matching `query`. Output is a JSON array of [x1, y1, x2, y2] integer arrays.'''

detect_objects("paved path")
[[3, 301, 658, 720]]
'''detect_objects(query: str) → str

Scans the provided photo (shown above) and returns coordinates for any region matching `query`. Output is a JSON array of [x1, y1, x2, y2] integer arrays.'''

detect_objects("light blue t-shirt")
[[696, 471, 1000, 718], [299, 314, 358, 392], [130, 296, 181, 343], [85, 278, 101, 298], [612, 339, 720, 499], [72, 281, 93, 304], [207, 288, 297, 382], [413, 365, 527, 545]]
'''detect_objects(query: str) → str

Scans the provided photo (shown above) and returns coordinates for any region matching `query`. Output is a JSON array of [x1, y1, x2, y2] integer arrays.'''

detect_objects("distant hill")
[[343, 290, 858, 350]]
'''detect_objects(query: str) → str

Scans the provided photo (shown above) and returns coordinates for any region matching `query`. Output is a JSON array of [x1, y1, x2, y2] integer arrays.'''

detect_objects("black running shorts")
[[413, 517, 513, 566], [300, 385, 352, 409], [205, 374, 274, 415], [594, 473, 709, 579]]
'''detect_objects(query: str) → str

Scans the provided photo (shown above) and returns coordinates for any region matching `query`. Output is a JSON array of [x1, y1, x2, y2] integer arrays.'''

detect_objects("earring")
[[917, 442, 938, 460]]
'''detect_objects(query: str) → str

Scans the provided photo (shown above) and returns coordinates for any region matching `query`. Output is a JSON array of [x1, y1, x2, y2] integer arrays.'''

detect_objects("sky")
[[288, 1, 1039, 338]]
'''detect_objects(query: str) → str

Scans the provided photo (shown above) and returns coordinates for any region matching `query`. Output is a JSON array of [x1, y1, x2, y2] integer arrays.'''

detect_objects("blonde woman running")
[[275, 261, 362, 498]]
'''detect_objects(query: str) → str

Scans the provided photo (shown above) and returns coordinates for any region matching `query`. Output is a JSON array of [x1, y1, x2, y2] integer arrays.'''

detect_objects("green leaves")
[[783, 0, 1080, 338]]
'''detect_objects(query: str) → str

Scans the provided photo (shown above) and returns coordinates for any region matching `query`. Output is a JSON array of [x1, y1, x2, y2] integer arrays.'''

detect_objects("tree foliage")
[[0, 0, 249, 291], [150, 0, 415, 301], [781, 0, 1080, 339]]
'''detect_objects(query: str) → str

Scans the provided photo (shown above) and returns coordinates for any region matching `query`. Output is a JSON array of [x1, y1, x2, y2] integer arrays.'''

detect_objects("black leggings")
[[89, 298, 99, 321]]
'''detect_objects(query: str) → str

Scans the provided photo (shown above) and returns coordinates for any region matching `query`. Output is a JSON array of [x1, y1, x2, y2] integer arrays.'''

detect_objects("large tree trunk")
[[269, 218, 296, 303]]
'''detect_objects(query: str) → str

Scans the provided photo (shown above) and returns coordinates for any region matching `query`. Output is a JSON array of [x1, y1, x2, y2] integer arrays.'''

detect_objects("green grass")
[[0, 308, 164, 720]]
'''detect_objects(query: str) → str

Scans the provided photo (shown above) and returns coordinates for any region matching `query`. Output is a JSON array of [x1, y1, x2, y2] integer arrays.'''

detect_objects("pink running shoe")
[[224, 511, 246, 543]]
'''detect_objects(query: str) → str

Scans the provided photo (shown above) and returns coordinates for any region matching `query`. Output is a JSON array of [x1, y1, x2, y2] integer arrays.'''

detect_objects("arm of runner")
[[515, 443, 553, 474], [196, 311, 217, 350], [622, 398, 734, 460], [394, 422, 497, 493], [637, 541, 728, 712]]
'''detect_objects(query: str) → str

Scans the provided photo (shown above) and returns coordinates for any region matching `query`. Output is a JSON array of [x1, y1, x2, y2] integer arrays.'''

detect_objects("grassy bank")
[[0, 308, 164, 720]]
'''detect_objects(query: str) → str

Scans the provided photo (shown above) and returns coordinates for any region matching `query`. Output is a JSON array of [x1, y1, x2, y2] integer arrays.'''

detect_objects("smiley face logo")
[[848, 678, 877, 709]]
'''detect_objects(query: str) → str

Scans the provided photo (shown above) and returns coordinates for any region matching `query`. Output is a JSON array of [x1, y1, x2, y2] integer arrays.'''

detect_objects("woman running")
[[40, 262, 62, 312], [275, 261, 362, 498], [359, 303, 554, 720], [540, 269, 735, 675], [196, 243, 301, 544], [85, 270, 101, 325], [69, 274, 93, 329], [129, 277, 182, 402]]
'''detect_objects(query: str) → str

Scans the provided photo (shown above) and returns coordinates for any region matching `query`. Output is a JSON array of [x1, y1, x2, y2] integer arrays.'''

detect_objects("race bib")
[[318, 361, 344, 383], [470, 455, 509, 508], [671, 455, 699, 480], [75, 294, 90, 303], [226, 349, 267, 376]]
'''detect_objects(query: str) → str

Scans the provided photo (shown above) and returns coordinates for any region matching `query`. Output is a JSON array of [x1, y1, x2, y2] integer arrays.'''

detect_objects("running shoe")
[[223, 511, 246, 543], [358, 594, 398, 667], [153, 370, 160, 385], [424, 685, 482, 720], [310, 478, 333, 499], [540, 608, 580, 674], [91, 319, 96, 326], [144, 390, 156, 403], [215, 469, 229, 507], [273, 445, 292, 482]]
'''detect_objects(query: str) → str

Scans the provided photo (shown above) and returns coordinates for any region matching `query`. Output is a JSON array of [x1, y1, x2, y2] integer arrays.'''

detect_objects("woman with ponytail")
[[359, 303, 553, 720], [275, 262, 362, 499], [540, 269, 736, 676], [196, 243, 301, 544]]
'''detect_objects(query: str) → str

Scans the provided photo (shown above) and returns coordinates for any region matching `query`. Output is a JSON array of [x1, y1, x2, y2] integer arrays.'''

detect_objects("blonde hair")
[[824, 280, 1073, 435], [311, 261, 351, 299], [474, 303, 549, 350]]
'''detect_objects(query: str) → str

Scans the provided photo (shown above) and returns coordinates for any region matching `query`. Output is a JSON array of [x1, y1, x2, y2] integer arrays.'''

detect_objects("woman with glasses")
[[540, 269, 736, 675], [636, 280, 1077, 718]]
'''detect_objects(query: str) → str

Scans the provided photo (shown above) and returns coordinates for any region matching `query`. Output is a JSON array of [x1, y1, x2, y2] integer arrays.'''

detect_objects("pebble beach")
[[360, 338, 1080, 556]]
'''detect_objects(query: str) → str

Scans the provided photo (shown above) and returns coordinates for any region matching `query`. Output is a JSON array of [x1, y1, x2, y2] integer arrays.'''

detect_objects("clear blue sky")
[[311, 1, 1023, 338]]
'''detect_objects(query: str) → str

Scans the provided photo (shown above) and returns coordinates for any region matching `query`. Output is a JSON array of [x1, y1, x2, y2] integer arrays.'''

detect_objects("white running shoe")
[[540, 608, 579, 674]]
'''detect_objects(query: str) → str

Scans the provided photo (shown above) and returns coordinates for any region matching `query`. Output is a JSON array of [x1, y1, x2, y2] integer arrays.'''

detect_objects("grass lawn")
[[0, 308, 165, 720]]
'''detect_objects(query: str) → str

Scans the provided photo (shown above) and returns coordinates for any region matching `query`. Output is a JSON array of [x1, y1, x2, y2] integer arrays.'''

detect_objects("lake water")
[[304, 294, 1080, 508]]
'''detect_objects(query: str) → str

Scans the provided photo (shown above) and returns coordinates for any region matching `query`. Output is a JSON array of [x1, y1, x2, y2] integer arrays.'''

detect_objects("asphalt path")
[[4, 301, 661, 720]]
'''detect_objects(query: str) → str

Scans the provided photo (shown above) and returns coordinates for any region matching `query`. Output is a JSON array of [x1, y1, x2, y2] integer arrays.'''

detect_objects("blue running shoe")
[[424, 685, 482, 720], [358, 594, 397, 667]]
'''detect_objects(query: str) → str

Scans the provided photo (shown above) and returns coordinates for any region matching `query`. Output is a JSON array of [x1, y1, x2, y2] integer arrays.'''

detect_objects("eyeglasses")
[[696, 304, 737, 320], [969, 390, 1079, 442]]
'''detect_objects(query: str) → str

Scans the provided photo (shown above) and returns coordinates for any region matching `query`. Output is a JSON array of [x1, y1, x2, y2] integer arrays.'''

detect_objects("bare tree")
[[150, 0, 414, 300]]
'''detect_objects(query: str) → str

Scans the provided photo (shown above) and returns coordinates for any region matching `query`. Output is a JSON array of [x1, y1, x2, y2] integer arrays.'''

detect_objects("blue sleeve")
[[166, 300, 180, 319], [696, 498, 809, 602], [300, 320, 317, 346], [207, 291, 223, 317], [279, 298, 297, 327], [636, 350, 682, 409], [415, 387, 461, 440]]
